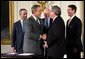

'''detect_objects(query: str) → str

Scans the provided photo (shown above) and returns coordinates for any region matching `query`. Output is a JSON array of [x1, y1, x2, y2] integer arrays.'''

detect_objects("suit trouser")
[[67, 48, 81, 58], [41, 47, 47, 58]]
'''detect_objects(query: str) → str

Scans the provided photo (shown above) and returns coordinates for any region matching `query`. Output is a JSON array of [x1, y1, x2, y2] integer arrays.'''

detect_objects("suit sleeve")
[[11, 23, 16, 49], [75, 19, 82, 50]]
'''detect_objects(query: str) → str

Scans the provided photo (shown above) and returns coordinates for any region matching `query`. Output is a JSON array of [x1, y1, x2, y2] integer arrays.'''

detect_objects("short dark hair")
[[31, 5, 40, 14], [68, 5, 77, 13], [19, 8, 27, 12], [19, 8, 27, 13]]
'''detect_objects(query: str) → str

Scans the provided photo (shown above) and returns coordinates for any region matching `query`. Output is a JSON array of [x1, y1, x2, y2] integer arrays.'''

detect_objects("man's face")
[[20, 10, 27, 20], [49, 8, 55, 19], [35, 7, 42, 17], [44, 8, 50, 17], [67, 7, 75, 17]]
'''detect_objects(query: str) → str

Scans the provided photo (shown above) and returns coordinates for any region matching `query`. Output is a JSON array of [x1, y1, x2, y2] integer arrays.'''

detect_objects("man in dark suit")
[[23, 5, 44, 56], [41, 8, 52, 57], [43, 6, 66, 58], [42, 8, 53, 34], [11, 8, 27, 53], [66, 5, 82, 58]]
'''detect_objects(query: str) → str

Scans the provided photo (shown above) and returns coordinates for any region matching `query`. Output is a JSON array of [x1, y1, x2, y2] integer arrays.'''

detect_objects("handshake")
[[40, 34, 47, 40], [40, 34, 48, 48]]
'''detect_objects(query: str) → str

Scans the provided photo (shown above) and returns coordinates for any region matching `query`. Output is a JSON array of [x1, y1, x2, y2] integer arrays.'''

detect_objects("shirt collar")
[[53, 16, 57, 22], [70, 14, 76, 20], [45, 17, 50, 20], [20, 19, 23, 23], [32, 14, 37, 21]]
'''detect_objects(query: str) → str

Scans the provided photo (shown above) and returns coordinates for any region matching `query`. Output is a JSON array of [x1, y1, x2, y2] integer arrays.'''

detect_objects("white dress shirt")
[[20, 19, 24, 31]]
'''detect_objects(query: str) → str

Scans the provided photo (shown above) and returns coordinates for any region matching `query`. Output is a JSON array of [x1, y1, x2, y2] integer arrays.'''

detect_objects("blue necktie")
[[45, 19, 48, 28]]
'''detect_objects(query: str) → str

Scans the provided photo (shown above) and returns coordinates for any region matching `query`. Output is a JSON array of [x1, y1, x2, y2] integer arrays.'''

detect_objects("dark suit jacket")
[[40, 18, 52, 45], [42, 18, 53, 34], [47, 16, 66, 58], [66, 16, 82, 51], [11, 20, 24, 53], [40, 18, 52, 56], [23, 16, 43, 55]]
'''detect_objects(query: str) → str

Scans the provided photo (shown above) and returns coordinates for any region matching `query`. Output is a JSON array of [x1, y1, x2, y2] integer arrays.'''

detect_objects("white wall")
[[13, 1, 84, 26]]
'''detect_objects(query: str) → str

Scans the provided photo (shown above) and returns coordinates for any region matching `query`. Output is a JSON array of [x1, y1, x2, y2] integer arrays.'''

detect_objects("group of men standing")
[[11, 4, 83, 58]]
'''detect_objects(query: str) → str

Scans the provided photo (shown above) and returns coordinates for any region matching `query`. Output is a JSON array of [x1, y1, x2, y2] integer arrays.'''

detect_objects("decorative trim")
[[1, 1, 14, 45]]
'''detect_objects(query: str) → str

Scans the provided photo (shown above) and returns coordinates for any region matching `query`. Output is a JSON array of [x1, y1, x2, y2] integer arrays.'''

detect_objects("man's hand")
[[41, 34, 47, 40], [12, 47, 16, 53], [43, 41, 48, 48]]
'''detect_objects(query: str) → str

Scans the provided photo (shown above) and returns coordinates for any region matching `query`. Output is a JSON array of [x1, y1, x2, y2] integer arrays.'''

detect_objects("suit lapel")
[[49, 18, 53, 27], [68, 16, 76, 26], [30, 16, 42, 29], [31, 16, 40, 25], [67, 20, 69, 26], [32, 16, 41, 25]]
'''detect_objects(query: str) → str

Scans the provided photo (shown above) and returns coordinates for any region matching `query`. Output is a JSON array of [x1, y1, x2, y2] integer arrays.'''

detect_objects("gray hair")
[[31, 5, 40, 14], [51, 6, 61, 16]]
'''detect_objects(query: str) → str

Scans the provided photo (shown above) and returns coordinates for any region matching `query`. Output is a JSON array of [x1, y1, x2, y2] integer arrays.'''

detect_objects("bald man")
[[43, 8, 53, 34], [40, 8, 53, 58]]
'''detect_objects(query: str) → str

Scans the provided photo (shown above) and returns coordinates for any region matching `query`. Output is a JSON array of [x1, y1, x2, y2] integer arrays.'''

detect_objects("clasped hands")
[[40, 34, 47, 40], [43, 41, 48, 48], [40, 34, 48, 48]]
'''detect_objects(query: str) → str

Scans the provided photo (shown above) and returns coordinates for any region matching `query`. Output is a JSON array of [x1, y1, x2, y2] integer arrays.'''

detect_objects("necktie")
[[36, 18, 40, 24], [68, 19, 71, 25], [45, 19, 48, 28]]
